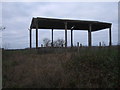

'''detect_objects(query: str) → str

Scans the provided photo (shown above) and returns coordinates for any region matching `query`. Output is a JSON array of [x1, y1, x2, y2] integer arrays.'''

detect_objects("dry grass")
[[2, 46, 119, 88]]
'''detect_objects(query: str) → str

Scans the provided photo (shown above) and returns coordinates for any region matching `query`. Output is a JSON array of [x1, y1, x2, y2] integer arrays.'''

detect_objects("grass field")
[[2, 46, 120, 88]]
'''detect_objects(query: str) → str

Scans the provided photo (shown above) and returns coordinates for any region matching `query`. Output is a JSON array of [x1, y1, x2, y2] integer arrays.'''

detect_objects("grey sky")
[[2, 2, 118, 49]]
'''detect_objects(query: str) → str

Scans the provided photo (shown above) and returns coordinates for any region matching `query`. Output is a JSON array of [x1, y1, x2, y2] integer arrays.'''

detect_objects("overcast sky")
[[2, 2, 118, 49]]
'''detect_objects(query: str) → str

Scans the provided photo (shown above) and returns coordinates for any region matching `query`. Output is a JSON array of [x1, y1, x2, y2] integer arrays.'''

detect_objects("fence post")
[[80, 43, 82, 47], [77, 42, 79, 53], [99, 42, 101, 47]]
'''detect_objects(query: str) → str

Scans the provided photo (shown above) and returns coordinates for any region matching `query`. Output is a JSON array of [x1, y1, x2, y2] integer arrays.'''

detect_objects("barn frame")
[[29, 17, 112, 48]]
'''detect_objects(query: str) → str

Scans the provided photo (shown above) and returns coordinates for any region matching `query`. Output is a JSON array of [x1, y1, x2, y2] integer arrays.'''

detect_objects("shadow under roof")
[[30, 17, 112, 31]]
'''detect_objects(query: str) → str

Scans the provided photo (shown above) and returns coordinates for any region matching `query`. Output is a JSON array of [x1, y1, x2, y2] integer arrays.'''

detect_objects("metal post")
[[109, 26, 112, 46], [88, 24, 92, 47], [65, 22, 67, 47], [36, 24, 38, 48], [30, 29, 32, 48], [52, 29, 53, 47], [71, 29, 73, 47]]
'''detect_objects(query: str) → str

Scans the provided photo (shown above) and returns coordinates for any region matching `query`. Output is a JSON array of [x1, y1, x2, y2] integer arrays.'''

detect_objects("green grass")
[[2, 46, 119, 88]]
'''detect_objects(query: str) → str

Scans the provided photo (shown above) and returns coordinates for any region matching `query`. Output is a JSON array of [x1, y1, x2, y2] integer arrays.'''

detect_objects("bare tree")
[[53, 39, 65, 47], [2, 43, 10, 49], [43, 38, 51, 47], [0, 26, 6, 31]]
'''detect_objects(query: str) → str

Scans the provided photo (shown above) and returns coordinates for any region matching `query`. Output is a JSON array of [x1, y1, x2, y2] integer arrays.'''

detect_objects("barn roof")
[[30, 17, 112, 31]]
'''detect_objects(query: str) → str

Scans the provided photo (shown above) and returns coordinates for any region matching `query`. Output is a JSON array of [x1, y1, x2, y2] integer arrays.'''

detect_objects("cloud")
[[2, 2, 118, 49]]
